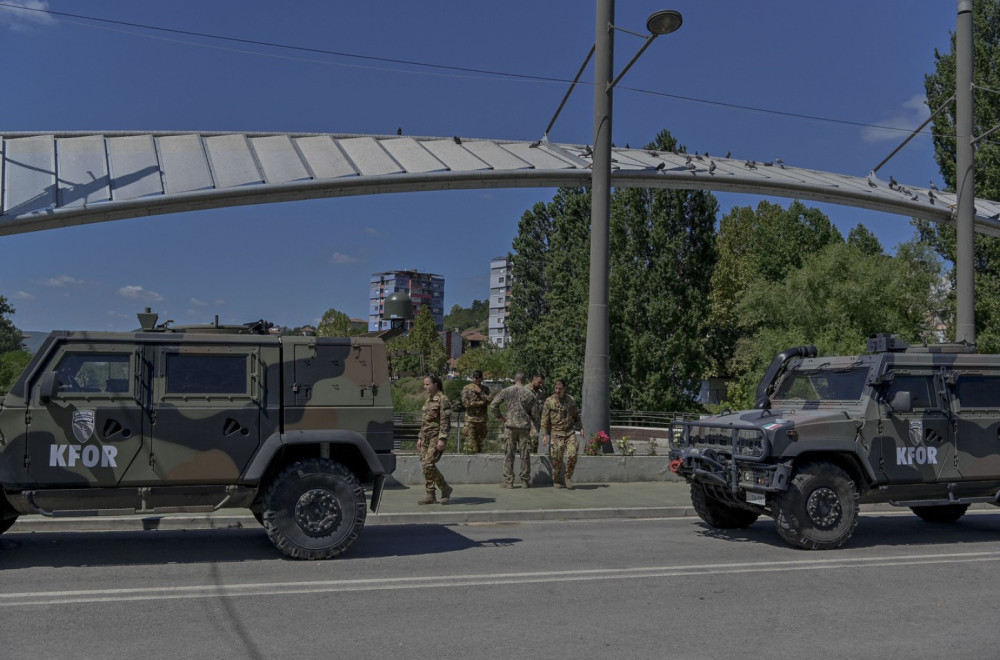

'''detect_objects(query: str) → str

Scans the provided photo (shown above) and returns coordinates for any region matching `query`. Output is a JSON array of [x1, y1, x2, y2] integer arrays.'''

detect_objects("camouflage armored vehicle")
[[669, 335, 1000, 550], [0, 308, 402, 559]]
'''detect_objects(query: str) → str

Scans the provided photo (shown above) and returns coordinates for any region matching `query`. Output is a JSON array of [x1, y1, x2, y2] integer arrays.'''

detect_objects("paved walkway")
[[10, 480, 996, 534], [9, 481, 696, 533]]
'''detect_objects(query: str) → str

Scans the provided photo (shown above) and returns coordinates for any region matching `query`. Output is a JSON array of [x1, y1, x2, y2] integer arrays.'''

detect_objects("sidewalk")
[[8, 481, 696, 534]]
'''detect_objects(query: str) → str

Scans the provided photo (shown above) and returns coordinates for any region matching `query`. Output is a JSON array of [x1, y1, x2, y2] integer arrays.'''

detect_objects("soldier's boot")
[[553, 481, 565, 489], [418, 491, 437, 505], [522, 479, 532, 489], [440, 485, 453, 504], [500, 481, 513, 489], [564, 476, 575, 490], [553, 469, 564, 487]]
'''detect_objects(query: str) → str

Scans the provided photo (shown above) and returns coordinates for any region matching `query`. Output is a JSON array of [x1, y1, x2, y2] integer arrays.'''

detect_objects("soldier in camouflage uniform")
[[417, 374, 454, 505], [490, 371, 537, 488], [541, 379, 583, 489], [528, 374, 546, 452], [460, 370, 491, 453]]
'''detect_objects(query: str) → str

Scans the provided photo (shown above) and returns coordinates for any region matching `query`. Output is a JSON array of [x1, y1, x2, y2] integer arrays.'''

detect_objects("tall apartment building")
[[488, 255, 513, 348], [368, 269, 445, 332]]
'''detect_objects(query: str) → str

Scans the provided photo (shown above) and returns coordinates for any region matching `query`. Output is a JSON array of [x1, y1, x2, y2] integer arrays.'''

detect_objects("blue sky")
[[0, 1, 958, 332]]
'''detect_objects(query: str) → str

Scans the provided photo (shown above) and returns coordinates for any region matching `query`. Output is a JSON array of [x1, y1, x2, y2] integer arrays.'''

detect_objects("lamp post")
[[582, 2, 683, 449]]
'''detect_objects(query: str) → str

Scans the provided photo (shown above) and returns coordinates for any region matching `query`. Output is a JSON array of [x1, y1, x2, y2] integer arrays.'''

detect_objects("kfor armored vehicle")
[[669, 335, 1000, 549], [0, 306, 406, 559]]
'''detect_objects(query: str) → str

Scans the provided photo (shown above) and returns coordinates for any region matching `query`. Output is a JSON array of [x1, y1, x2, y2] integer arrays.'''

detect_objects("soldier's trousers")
[[462, 419, 487, 453], [419, 443, 449, 494], [503, 426, 531, 484], [549, 433, 579, 482]]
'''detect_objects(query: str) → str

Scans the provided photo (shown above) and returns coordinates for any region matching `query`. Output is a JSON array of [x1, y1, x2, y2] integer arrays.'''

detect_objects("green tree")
[[608, 130, 718, 410], [0, 350, 30, 395], [919, 0, 1000, 350], [443, 300, 489, 332], [508, 130, 719, 409], [455, 344, 512, 380], [399, 305, 448, 377], [706, 201, 843, 377], [726, 241, 943, 407], [0, 296, 24, 354], [316, 307, 362, 337], [847, 224, 884, 256]]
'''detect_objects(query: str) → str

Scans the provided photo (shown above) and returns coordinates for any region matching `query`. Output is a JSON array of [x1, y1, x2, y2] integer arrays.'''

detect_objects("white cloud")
[[331, 251, 361, 265], [190, 298, 208, 306], [12, 290, 35, 300], [862, 95, 931, 144], [364, 227, 387, 238], [118, 285, 164, 302], [34, 274, 85, 287], [0, 1, 56, 32]]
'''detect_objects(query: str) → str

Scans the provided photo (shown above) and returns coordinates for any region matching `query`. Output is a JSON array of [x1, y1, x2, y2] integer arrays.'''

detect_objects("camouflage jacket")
[[420, 391, 451, 440], [540, 393, 582, 438], [460, 383, 491, 421], [489, 383, 536, 430]]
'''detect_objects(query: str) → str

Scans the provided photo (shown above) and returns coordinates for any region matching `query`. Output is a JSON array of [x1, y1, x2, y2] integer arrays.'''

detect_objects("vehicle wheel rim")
[[294, 488, 342, 536], [805, 487, 842, 530]]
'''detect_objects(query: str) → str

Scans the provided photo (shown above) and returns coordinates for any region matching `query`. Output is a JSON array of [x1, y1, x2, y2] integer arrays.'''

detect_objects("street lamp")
[[582, 4, 683, 449]]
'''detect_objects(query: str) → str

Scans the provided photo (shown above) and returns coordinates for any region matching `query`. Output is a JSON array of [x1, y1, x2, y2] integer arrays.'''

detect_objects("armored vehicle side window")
[[54, 353, 131, 394], [953, 375, 1000, 409], [886, 375, 937, 409], [165, 354, 247, 395]]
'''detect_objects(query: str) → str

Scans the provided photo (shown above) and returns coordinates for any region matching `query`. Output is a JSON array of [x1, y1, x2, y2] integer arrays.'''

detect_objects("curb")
[[9, 506, 697, 534]]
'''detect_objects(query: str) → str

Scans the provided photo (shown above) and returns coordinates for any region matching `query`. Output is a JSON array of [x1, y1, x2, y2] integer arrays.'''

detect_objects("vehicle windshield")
[[771, 367, 868, 402]]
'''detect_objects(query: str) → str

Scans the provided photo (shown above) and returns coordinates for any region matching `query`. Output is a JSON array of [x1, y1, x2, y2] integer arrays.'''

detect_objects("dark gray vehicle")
[[0, 304, 410, 560], [669, 335, 1000, 549]]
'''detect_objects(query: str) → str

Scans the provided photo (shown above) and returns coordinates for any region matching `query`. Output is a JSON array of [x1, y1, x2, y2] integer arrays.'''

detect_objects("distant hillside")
[[443, 299, 488, 333]]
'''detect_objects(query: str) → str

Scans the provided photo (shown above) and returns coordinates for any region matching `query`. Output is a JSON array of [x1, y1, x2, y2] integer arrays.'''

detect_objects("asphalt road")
[[4, 512, 1000, 659]]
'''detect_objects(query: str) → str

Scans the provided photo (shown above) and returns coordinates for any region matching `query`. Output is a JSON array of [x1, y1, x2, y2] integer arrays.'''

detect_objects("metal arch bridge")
[[2, 130, 1000, 237]]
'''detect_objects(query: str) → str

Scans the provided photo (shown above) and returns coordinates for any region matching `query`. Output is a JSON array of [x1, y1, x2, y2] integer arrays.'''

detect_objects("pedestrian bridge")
[[2, 130, 999, 237]]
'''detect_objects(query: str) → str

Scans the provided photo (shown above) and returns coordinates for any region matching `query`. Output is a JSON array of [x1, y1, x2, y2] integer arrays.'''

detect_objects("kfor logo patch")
[[72, 410, 95, 444]]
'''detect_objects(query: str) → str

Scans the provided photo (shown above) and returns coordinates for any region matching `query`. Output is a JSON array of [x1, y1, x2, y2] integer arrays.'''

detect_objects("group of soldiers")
[[417, 369, 583, 505]]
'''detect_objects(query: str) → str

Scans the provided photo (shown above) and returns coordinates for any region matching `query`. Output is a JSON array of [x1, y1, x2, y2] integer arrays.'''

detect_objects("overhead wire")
[[0, 1, 954, 141]]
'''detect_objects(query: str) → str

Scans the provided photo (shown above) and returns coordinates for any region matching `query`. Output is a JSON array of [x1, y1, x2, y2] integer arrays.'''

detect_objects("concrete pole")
[[583, 0, 614, 448], [955, 0, 976, 345]]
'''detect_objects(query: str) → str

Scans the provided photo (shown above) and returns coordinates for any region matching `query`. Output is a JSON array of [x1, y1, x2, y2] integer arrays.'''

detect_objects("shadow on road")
[[692, 511, 1000, 549], [0, 522, 520, 569]]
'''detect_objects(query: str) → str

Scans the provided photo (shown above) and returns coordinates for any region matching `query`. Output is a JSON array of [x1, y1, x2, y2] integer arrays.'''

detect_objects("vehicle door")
[[25, 344, 146, 486], [285, 339, 375, 431], [948, 371, 1000, 480], [144, 344, 263, 483], [879, 371, 958, 483]]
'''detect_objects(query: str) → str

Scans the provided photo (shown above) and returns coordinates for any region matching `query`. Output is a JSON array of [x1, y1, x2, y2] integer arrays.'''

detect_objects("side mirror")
[[38, 371, 57, 403], [888, 390, 912, 414]]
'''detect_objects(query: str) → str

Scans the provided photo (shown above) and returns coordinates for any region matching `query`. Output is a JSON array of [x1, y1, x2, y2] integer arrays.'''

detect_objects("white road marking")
[[5, 550, 1000, 606]]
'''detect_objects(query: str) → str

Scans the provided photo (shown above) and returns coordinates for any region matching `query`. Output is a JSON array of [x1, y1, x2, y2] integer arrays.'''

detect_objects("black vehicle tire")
[[773, 461, 859, 550], [0, 513, 17, 535], [262, 458, 366, 560], [690, 482, 760, 529], [910, 503, 969, 523], [0, 498, 17, 535]]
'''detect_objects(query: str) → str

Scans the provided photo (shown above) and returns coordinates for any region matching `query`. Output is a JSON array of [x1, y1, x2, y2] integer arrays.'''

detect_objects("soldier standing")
[[528, 374, 546, 452], [490, 371, 537, 488], [460, 370, 491, 453], [417, 374, 453, 505], [541, 379, 582, 489]]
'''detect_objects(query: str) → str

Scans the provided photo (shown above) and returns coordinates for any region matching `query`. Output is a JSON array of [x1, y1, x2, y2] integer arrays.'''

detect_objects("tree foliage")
[[918, 0, 1000, 350], [443, 299, 489, 332], [726, 241, 943, 407], [0, 350, 30, 395], [0, 296, 24, 354], [455, 344, 512, 380], [608, 130, 718, 410], [508, 130, 719, 410], [705, 201, 843, 378], [316, 307, 363, 337], [388, 305, 448, 378]]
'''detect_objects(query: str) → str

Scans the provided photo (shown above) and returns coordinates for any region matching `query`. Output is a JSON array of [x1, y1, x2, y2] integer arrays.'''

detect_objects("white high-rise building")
[[488, 255, 512, 348]]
